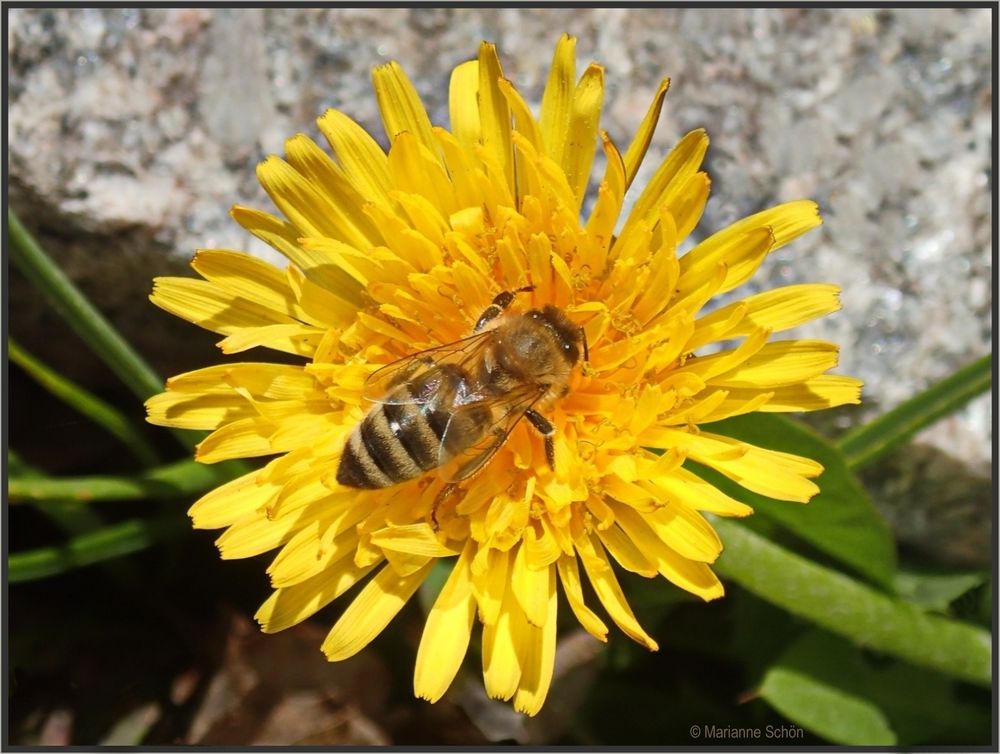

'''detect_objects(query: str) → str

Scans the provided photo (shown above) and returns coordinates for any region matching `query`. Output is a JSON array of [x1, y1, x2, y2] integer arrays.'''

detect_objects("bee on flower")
[[146, 35, 861, 716]]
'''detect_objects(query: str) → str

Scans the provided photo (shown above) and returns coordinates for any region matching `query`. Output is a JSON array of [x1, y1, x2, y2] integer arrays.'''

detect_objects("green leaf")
[[837, 354, 991, 471], [698, 413, 896, 588], [760, 629, 991, 745], [893, 566, 989, 614], [8, 458, 233, 503], [8, 513, 187, 583], [760, 637, 896, 745], [862, 658, 992, 745], [9, 337, 161, 467], [713, 519, 990, 687]]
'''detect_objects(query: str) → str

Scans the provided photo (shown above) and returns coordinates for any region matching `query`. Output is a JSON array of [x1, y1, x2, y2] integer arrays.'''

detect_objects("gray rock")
[[9, 9, 991, 554]]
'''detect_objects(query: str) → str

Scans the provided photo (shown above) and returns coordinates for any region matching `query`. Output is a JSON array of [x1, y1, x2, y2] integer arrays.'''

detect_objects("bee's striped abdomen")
[[336, 387, 451, 489]]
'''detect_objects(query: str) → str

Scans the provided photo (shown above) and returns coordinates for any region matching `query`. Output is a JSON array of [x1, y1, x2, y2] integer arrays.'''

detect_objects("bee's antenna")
[[581, 326, 589, 363]]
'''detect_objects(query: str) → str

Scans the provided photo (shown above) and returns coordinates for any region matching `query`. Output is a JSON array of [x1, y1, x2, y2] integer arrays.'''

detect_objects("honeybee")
[[336, 287, 587, 490]]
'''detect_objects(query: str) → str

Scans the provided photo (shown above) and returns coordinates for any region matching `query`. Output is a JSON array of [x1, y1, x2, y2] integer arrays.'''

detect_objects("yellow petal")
[[266, 410, 343, 455], [521, 518, 563, 571], [215, 499, 329, 560], [435, 128, 486, 209], [564, 63, 604, 212], [583, 132, 627, 271], [699, 340, 842, 389], [150, 277, 297, 335], [191, 249, 302, 317], [256, 557, 377, 633], [482, 579, 527, 701], [476, 42, 514, 194], [681, 327, 771, 383], [267, 524, 360, 588], [622, 78, 670, 190], [322, 559, 432, 661], [674, 226, 775, 305], [630, 218, 681, 325], [448, 59, 481, 151], [612, 504, 725, 600], [414, 543, 476, 703], [188, 467, 276, 529], [678, 200, 822, 295], [283, 133, 382, 248], [512, 565, 557, 716], [372, 61, 440, 161], [691, 284, 842, 348], [511, 542, 549, 627], [671, 171, 711, 242], [679, 390, 773, 424], [620, 129, 709, 243], [651, 467, 754, 518], [146, 391, 252, 430], [196, 417, 276, 463], [316, 108, 394, 211], [388, 132, 457, 217], [643, 427, 822, 502], [500, 77, 545, 206], [256, 155, 348, 240], [596, 523, 659, 577], [295, 236, 380, 287], [471, 547, 510, 626], [539, 34, 576, 170], [643, 501, 723, 564], [229, 205, 366, 306], [741, 375, 864, 411], [555, 556, 608, 642], [391, 189, 450, 247], [166, 363, 318, 399], [284, 265, 356, 329], [370, 523, 462, 558], [217, 323, 324, 357], [498, 76, 543, 152], [574, 532, 658, 650]]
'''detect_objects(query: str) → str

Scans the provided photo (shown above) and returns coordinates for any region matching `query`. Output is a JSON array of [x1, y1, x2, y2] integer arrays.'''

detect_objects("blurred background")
[[6, 7, 993, 745]]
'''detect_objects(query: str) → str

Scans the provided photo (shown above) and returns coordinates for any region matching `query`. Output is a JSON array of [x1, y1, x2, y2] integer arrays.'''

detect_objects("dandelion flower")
[[147, 36, 862, 716]]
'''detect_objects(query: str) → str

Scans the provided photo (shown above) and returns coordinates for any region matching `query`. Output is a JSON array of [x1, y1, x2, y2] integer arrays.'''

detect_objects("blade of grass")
[[8, 513, 187, 583], [713, 518, 990, 687], [8, 450, 108, 533], [9, 450, 141, 587], [9, 209, 165, 400], [837, 354, 991, 471], [7, 208, 200, 452], [10, 337, 161, 467], [9, 458, 230, 503]]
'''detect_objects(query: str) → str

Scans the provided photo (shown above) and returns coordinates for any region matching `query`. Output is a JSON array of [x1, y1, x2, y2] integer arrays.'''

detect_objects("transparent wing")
[[362, 331, 494, 405], [444, 383, 548, 482]]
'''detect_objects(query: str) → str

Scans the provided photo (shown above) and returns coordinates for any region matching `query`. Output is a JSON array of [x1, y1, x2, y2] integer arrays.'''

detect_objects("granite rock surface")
[[8, 8, 992, 560]]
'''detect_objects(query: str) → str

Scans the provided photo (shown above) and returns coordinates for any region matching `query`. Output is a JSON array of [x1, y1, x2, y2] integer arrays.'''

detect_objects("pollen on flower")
[[145, 34, 861, 718]]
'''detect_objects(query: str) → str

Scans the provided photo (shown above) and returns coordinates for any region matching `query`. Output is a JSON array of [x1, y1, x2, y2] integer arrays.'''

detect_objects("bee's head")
[[532, 305, 584, 365]]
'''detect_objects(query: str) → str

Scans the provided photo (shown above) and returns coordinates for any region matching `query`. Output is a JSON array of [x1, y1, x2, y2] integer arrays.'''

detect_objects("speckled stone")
[[8, 8, 992, 557]]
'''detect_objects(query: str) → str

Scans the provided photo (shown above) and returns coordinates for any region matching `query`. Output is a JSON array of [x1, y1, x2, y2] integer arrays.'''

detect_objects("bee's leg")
[[525, 409, 556, 469], [474, 285, 536, 331], [431, 482, 459, 531]]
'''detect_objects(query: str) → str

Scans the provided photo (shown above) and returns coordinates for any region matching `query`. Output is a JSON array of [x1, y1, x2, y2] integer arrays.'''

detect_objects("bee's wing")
[[443, 383, 547, 482], [362, 331, 494, 405]]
